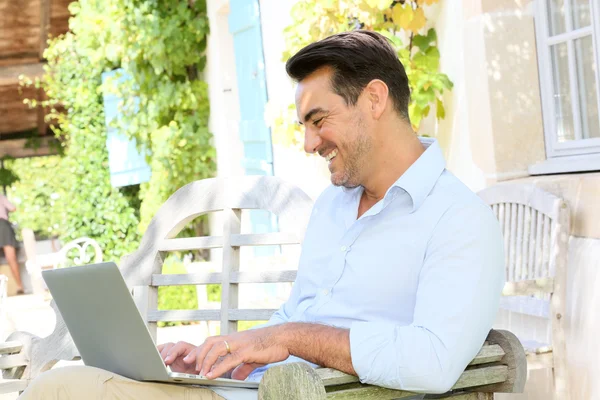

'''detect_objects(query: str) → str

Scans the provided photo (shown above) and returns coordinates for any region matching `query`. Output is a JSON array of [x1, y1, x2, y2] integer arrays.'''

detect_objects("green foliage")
[[30, 32, 141, 260], [157, 256, 199, 328], [0, 159, 20, 188], [14, 0, 214, 258], [268, 0, 453, 146], [68, 0, 215, 232], [5, 156, 67, 240]]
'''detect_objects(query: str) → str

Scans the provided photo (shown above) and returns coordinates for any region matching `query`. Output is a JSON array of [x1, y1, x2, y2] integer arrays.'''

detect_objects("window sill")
[[529, 154, 600, 175]]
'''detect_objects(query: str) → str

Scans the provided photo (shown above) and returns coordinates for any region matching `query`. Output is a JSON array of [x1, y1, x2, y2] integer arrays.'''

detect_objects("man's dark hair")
[[286, 30, 411, 122]]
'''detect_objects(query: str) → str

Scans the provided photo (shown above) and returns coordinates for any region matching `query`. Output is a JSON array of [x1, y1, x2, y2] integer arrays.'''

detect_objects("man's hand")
[[159, 323, 355, 380], [158, 341, 198, 375], [172, 325, 289, 379]]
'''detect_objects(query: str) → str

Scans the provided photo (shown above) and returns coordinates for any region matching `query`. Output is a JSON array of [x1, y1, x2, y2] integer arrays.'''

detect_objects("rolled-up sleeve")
[[349, 202, 505, 393]]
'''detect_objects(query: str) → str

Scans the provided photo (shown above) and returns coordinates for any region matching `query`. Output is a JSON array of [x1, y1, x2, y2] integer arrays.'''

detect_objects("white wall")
[[259, 0, 330, 201], [205, 0, 330, 309], [206, 0, 245, 180], [207, 0, 329, 202]]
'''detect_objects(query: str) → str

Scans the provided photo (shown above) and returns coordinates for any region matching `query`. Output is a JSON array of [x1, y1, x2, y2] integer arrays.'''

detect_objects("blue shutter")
[[229, 0, 278, 256], [101, 69, 151, 188]]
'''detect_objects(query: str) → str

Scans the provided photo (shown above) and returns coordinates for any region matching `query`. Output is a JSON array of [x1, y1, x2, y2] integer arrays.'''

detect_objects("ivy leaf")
[[413, 46, 440, 71], [412, 34, 431, 52], [436, 97, 445, 119], [366, 0, 393, 9], [408, 7, 426, 33], [391, 3, 414, 30], [413, 28, 437, 52]]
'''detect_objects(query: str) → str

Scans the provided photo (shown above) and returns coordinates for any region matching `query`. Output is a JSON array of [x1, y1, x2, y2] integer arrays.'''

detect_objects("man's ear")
[[365, 79, 389, 120]]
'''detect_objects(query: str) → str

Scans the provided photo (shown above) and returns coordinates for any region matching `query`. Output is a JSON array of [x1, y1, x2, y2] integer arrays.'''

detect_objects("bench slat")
[[318, 344, 506, 388], [228, 309, 276, 321], [0, 379, 28, 394], [147, 310, 220, 322], [152, 273, 222, 286], [230, 233, 299, 247], [469, 344, 505, 365], [0, 353, 28, 370], [326, 386, 421, 399], [452, 365, 508, 390], [316, 369, 359, 386], [232, 270, 297, 284], [0, 342, 22, 356], [147, 309, 277, 322], [158, 237, 223, 251], [157, 233, 300, 252], [151, 270, 298, 286], [502, 278, 554, 296]]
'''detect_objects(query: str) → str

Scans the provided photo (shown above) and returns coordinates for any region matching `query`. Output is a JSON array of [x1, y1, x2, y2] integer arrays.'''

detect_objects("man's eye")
[[313, 118, 324, 126]]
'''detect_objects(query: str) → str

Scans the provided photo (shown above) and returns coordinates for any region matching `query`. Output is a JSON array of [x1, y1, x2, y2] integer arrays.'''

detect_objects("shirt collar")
[[340, 137, 446, 212], [389, 137, 446, 213]]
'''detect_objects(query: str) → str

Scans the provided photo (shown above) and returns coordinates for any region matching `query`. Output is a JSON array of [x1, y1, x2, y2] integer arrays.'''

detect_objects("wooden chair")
[[0, 176, 527, 398], [479, 183, 569, 398]]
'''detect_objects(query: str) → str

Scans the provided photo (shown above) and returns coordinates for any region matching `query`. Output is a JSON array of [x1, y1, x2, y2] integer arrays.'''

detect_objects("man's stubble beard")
[[331, 117, 373, 189]]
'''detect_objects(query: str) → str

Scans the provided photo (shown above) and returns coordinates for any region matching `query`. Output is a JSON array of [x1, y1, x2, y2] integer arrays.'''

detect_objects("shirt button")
[[321, 289, 329, 296], [340, 245, 347, 252]]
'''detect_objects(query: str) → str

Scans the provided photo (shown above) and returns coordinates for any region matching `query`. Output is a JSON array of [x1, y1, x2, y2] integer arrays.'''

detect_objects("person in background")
[[0, 193, 24, 295]]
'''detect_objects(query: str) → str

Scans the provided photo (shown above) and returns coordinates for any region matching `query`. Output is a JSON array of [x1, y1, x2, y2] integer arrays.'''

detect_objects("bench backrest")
[[115, 176, 313, 338], [478, 184, 569, 377], [6, 176, 313, 381]]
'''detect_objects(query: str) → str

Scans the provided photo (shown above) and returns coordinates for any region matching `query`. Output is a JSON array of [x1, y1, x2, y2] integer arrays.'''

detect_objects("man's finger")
[[199, 342, 228, 376], [183, 348, 197, 364], [165, 342, 190, 364], [206, 353, 243, 379], [159, 343, 174, 361], [194, 340, 218, 374]]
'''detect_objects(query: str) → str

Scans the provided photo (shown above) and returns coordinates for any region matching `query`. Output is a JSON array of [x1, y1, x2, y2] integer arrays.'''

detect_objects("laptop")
[[42, 262, 259, 389]]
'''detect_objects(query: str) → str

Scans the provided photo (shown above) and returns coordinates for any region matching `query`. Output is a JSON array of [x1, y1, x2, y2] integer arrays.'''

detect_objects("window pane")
[[571, 0, 591, 29], [550, 42, 575, 142], [575, 35, 600, 139], [547, 0, 567, 36]]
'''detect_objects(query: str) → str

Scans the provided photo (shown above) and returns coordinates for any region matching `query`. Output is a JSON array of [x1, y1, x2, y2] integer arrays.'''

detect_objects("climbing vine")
[[13, 0, 214, 259], [268, 0, 453, 146]]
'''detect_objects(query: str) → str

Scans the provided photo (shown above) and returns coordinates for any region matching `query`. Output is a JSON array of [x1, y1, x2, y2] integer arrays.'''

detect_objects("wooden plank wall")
[[0, 0, 71, 155]]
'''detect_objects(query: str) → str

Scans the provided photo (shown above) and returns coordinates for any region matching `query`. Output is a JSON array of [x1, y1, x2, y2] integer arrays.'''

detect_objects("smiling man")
[[20, 31, 504, 400]]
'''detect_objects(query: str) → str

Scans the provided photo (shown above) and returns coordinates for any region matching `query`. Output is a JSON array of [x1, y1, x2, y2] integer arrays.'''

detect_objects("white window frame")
[[530, 0, 600, 174]]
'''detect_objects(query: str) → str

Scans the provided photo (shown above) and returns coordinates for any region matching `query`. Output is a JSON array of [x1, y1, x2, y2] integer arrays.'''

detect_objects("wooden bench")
[[0, 176, 527, 398]]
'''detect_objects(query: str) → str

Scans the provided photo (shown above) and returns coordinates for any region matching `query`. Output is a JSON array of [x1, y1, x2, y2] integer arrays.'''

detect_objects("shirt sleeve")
[[349, 201, 505, 393]]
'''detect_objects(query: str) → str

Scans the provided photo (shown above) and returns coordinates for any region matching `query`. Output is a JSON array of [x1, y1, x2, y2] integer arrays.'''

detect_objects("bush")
[[157, 256, 198, 327]]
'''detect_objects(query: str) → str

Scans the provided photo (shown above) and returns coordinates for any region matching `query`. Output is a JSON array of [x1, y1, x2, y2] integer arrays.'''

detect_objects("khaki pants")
[[18, 366, 226, 400]]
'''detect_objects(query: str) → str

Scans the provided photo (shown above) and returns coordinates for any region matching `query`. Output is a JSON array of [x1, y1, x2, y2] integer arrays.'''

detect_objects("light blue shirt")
[[247, 138, 505, 393]]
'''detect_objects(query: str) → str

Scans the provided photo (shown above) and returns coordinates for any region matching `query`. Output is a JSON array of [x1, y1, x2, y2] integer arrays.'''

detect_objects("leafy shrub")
[[157, 256, 199, 328]]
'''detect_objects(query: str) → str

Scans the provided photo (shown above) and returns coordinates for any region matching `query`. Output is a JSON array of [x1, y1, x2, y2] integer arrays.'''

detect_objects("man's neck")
[[360, 128, 425, 204]]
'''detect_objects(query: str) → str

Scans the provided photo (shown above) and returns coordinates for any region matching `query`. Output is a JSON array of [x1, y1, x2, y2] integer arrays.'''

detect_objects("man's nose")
[[304, 127, 322, 154]]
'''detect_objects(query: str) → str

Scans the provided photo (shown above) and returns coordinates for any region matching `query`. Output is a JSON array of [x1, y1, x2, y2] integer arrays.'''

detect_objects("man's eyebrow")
[[299, 107, 326, 125]]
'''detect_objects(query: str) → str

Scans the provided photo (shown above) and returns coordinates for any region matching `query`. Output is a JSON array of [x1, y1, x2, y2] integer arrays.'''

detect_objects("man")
[[20, 30, 504, 399]]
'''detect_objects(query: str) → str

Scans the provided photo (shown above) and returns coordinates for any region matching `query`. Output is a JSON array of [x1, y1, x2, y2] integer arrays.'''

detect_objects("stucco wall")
[[434, 0, 546, 190], [434, 1, 600, 398]]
